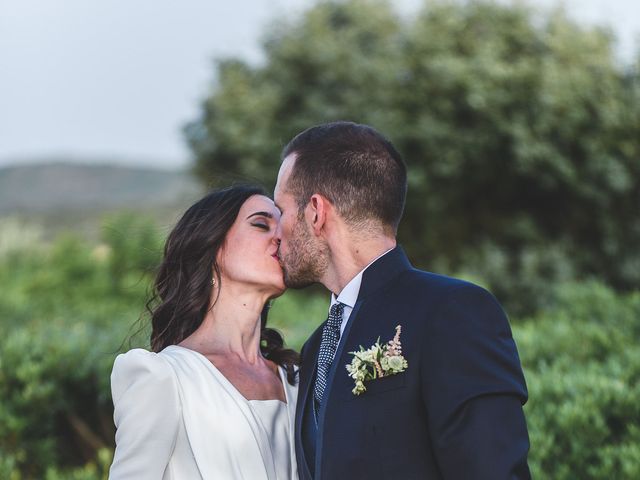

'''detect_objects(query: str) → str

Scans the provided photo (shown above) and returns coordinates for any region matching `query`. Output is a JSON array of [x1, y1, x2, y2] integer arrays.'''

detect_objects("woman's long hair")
[[147, 185, 299, 384]]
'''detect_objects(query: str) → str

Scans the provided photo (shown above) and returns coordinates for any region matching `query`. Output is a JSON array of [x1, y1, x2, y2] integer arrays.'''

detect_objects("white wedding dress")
[[109, 345, 298, 480]]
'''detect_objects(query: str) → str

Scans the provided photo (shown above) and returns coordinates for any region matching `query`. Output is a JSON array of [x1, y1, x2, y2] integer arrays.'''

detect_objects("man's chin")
[[283, 271, 317, 290]]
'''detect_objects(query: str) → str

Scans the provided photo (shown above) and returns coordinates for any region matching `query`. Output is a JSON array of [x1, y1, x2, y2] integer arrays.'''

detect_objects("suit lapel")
[[354, 246, 412, 301]]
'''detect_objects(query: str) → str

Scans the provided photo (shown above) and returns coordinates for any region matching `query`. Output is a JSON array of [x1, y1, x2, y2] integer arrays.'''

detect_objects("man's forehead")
[[275, 153, 296, 195], [279, 153, 296, 180]]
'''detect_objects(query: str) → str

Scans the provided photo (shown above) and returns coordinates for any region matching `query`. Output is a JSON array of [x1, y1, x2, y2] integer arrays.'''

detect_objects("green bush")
[[0, 213, 324, 478], [0, 323, 118, 478], [269, 287, 328, 350], [1, 214, 638, 478], [514, 282, 640, 478], [0, 215, 154, 478], [101, 212, 163, 293]]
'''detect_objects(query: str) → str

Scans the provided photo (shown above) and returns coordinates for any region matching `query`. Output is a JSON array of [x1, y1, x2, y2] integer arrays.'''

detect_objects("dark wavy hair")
[[146, 185, 299, 384]]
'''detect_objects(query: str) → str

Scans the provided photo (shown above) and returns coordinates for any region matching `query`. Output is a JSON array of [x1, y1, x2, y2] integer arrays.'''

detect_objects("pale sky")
[[0, 0, 638, 169]]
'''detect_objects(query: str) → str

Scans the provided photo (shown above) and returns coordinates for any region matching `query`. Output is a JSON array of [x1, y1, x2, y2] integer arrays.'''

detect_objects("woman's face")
[[217, 194, 285, 296]]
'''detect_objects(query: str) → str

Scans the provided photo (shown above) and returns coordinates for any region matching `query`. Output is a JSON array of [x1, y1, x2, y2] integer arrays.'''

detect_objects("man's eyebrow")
[[246, 211, 274, 220]]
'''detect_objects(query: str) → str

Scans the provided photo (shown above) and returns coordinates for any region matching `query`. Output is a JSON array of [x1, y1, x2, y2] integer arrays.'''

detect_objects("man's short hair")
[[281, 121, 407, 232]]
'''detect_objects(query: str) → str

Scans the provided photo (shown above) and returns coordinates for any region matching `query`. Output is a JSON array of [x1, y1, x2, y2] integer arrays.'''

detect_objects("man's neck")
[[322, 237, 396, 295]]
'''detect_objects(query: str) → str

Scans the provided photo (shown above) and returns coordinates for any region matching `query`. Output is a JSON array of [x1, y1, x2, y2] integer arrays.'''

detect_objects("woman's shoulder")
[[112, 348, 174, 376], [111, 348, 177, 405]]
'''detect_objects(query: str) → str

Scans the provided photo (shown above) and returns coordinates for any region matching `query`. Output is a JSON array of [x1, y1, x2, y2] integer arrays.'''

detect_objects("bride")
[[109, 185, 299, 479]]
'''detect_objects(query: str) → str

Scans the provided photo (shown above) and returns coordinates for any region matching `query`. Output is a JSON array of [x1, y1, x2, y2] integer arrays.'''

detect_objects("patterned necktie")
[[314, 302, 345, 409]]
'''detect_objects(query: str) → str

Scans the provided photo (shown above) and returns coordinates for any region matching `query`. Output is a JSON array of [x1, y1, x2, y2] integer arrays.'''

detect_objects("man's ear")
[[306, 194, 328, 236]]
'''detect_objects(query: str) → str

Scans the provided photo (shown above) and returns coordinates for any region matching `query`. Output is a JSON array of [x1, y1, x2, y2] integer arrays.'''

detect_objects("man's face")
[[274, 154, 328, 288]]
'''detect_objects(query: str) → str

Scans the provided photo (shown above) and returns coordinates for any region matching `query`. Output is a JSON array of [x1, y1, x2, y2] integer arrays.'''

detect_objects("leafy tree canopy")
[[185, 0, 640, 313]]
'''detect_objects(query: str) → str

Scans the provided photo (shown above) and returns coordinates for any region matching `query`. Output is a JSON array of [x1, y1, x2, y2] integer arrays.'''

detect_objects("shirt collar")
[[330, 248, 394, 309]]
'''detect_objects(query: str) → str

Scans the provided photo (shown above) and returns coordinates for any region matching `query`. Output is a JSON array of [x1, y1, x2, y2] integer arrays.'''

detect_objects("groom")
[[274, 121, 530, 479]]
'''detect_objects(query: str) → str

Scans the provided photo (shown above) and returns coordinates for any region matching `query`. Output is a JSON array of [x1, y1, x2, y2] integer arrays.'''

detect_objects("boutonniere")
[[345, 325, 408, 395]]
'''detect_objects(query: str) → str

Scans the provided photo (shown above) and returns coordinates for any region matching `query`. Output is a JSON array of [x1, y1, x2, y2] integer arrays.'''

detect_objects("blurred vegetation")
[[186, 0, 640, 315], [517, 283, 640, 478], [1, 215, 638, 478], [0, 213, 322, 479], [2, 0, 639, 478]]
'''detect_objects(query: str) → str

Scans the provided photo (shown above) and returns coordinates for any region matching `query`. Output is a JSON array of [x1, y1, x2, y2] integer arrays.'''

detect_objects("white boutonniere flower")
[[345, 325, 408, 395]]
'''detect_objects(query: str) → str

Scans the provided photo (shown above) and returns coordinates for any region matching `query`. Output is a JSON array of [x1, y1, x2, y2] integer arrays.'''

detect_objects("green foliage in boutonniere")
[[345, 325, 408, 395]]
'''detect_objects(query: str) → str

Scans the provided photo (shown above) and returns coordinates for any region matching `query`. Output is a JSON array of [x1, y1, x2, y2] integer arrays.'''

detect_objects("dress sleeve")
[[109, 349, 181, 480]]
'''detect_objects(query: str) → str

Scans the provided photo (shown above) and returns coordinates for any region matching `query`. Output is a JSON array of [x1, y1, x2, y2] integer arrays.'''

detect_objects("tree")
[[185, 0, 640, 313]]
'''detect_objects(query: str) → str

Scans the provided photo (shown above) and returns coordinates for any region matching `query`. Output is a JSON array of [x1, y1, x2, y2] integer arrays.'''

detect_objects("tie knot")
[[327, 302, 345, 329]]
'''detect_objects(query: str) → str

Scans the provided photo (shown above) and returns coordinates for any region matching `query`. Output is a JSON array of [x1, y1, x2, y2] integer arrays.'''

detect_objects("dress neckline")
[[165, 344, 288, 405], [249, 398, 287, 405]]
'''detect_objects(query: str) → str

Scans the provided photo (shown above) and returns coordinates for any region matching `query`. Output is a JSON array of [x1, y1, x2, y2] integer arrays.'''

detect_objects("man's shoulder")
[[399, 267, 482, 293], [390, 267, 502, 310]]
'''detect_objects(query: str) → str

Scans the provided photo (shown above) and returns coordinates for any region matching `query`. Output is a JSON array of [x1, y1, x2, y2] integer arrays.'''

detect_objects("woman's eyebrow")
[[246, 211, 274, 220]]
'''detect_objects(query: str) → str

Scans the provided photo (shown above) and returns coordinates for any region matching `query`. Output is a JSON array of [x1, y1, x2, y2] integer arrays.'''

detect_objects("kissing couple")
[[109, 121, 531, 479]]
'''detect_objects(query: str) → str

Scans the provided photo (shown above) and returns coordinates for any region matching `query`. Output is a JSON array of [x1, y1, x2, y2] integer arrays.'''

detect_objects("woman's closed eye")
[[251, 222, 270, 231], [246, 211, 275, 231]]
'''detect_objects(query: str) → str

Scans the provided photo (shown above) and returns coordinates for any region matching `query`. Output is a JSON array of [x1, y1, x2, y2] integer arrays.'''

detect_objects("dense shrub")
[[515, 283, 640, 478], [0, 214, 319, 478], [1, 215, 638, 478], [0, 214, 156, 478], [0, 323, 117, 478]]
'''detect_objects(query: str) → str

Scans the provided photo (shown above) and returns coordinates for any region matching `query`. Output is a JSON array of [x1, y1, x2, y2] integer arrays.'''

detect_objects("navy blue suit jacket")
[[295, 247, 530, 479]]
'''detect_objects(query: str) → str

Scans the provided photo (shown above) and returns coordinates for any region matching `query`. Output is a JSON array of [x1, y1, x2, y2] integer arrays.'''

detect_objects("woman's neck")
[[179, 285, 270, 363]]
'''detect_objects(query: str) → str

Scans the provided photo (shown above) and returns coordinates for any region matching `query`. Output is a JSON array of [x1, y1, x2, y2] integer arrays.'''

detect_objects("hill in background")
[[0, 162, 201, 214], [0, 161, 204, 240]]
